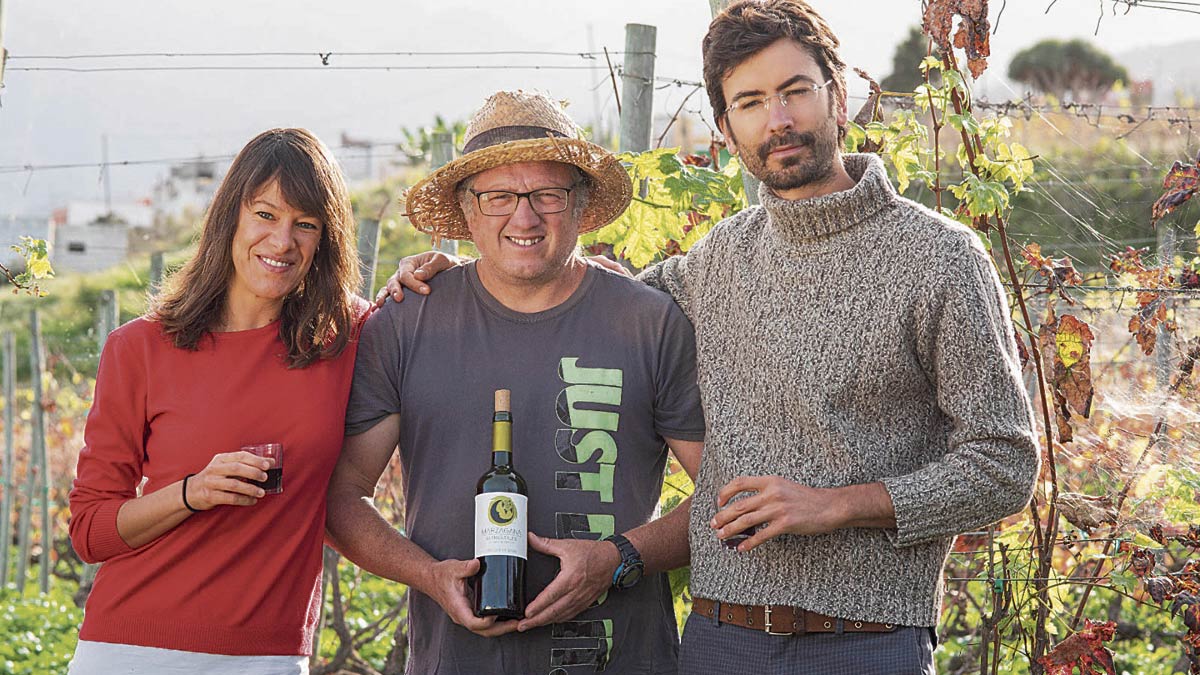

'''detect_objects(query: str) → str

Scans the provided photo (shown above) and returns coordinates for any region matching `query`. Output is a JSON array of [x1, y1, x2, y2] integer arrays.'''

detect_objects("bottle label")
[[474, 492, 528, 559]]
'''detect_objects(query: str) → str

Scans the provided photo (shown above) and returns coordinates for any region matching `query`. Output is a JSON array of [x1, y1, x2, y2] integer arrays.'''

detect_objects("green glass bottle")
[[473, 389, 527, 619]]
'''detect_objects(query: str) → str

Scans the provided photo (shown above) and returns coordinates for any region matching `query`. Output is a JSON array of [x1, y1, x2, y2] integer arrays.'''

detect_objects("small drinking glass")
[[717, 493, 760, 550], [243, 443, 283, 495]]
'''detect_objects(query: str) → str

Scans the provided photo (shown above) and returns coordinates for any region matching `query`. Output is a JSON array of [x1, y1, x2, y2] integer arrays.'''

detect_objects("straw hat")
[[404, 90, 632, 241]]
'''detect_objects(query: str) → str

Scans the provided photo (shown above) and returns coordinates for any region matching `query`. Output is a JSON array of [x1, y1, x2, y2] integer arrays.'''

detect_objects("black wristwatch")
[[605, 534, 644, 590]]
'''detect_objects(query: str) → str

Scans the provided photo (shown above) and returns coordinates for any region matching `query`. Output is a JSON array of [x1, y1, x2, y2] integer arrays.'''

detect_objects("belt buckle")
[[763, 604, 792, 636]]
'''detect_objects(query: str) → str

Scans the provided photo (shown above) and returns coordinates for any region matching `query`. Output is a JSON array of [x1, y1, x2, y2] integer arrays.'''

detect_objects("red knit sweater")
[[69, 315, 361, 656]]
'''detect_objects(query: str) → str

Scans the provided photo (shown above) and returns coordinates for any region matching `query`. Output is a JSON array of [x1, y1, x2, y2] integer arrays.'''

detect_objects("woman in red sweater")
[[68, 128, 366, 674]]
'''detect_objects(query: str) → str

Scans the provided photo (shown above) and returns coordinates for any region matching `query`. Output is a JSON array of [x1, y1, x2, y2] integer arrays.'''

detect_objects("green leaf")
[[941, 68, 966, 96], [865, 121, 888, 145], [947, 113, 980, 135], [844, 121, 866, 153]]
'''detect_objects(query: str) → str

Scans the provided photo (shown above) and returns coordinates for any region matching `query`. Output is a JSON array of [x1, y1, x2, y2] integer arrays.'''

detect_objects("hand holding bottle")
[[421, 557, 519, 637], [515, 533, 621, 632]]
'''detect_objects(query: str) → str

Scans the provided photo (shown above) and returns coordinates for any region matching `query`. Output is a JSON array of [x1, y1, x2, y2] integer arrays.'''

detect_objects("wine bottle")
[[473, 389, 528, 619]]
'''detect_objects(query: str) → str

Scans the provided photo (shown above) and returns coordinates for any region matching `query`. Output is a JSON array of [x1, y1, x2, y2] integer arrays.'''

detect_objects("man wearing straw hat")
[[386, 1, 1040, 671], [326, 90, 705, 674]]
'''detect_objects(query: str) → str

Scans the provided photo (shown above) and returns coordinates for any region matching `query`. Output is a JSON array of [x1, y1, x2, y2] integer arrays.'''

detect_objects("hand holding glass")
[[243, 443, 283, 494]]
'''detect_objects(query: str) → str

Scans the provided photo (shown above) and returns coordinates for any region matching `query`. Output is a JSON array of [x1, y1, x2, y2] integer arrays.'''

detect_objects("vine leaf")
[[1175, 592, 1200, 632], [1110, 247, 1178, 355], [922, 0, 991, 78], [1053, 315, 1094, 416], [852, 68, 884, 154], [1119, 543, 1157, 578], [1182, 525, 1200, 549], [584, 148, 746, 268], [1150, 523, 1168, 546], [1151, 151, 1200, 226], [1039, 310, 1095, 441], [1184, 633, 1200, 675], [1037, 620, 1117, 675], [1183, 266, 1200, 289], [1022, 243, 1082, 303], [3, 236, 55, 296], [1146, 576, 1179, 604]]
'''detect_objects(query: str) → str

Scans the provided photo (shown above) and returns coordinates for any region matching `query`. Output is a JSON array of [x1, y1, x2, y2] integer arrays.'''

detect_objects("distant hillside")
[[1117, 40, 1200, 106]]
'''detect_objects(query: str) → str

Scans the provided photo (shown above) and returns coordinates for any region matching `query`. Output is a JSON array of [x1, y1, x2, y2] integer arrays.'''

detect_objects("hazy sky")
[[2, 0, 1197, 217]]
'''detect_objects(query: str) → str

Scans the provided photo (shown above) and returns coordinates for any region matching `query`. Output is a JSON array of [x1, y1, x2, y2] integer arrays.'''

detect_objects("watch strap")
[[605, 533, 643, 588], [606, 533, 639, 563]]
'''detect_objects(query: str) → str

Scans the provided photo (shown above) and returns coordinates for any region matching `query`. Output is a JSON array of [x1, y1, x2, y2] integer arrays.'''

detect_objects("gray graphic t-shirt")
[[345, 263, 705, 675]]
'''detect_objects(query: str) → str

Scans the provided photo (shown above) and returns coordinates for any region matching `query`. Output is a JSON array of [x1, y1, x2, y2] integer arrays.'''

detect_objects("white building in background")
[[152, 159, 221, 218], [52, 201, 152, 274]]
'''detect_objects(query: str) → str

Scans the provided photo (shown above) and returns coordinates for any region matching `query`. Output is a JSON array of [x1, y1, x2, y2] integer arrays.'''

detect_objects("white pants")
[[68, 640, 309, 675]]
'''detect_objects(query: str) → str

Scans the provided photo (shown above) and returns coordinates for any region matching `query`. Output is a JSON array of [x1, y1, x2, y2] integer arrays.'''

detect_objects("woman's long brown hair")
[[152, 128, 360, 368]]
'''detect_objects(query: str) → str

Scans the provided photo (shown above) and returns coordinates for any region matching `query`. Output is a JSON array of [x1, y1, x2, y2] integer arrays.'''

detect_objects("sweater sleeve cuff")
[[86, 500, 135, 561], [879, 475, 941, 548]]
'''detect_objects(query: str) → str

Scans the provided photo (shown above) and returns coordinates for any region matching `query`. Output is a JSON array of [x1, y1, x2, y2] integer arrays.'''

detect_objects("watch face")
[[617, 562, 644, 589]]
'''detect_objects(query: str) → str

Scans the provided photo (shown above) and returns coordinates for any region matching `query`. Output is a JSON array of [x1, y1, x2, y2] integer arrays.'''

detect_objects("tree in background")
[[881, 25, 937, 93], [1008, 38, 1128, 102]]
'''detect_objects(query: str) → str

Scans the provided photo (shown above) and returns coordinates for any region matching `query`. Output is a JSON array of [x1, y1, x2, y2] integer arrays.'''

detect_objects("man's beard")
[[736, 117, 840, 193]]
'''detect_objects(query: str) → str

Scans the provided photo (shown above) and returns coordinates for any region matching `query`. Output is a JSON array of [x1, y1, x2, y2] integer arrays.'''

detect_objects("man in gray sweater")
[[384, 2, 1039, 672], [641, 1, 1039, 673]]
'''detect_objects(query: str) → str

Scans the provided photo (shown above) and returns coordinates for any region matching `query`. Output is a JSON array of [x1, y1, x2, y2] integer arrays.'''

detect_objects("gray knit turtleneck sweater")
[[640, 153, 1039, 627]]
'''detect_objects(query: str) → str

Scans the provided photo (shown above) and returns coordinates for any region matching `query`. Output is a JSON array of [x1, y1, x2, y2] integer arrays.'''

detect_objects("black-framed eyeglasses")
[[723, 79, 834, 123], [468, 187, 574, 217]]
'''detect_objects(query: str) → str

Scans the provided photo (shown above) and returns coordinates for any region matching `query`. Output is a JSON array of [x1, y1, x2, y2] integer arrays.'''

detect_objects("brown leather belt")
[[692, 597, 897, 636]]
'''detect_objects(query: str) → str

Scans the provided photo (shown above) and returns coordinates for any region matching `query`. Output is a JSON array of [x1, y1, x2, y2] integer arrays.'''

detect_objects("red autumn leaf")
[[1151, 151, 1200, 225], [1129, 297, 1174, 356], [1182, 632, 1200, 675], [1037, 620, 1117, 675], [1039, 310, 1095, 440], [1054, 315, 1094, 417], [923, 0, 991, 78], [1023, 243, 1083, 303], [1183, 267, 1200, 289], [1179, 561, 1200, 592], [1182, 525, 1200, 549], [680, 154, 711, 168], [1110, 249, 1179, 355], [1174, 592, 1200, 632], [1150, 523, 1168, 546], [1053, 392, 1074, 444], [1109, 246, 1148, 274], [1126, 545, 1156, 578], [1146, 576, 1179, 604]]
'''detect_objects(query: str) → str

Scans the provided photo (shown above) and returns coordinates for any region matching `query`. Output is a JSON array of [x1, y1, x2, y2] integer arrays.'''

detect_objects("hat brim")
[[404, 136, 632, 241]]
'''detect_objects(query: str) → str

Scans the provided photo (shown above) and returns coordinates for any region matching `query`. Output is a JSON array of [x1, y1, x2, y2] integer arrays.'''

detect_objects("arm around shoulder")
[[637, 255, 695, 319]]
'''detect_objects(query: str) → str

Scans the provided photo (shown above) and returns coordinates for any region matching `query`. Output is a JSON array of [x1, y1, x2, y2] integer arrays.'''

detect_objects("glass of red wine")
[[243, 443, 283, 495], [717, 493, 759, 550]]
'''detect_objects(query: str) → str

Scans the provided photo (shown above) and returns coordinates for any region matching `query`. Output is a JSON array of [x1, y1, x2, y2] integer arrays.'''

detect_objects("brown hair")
[[152, 128, 359, 369], [703, 0, 848, 141]]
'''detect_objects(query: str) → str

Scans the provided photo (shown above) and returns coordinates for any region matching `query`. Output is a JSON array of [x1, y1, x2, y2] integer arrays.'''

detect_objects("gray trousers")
[[678, 611, 936, 675]]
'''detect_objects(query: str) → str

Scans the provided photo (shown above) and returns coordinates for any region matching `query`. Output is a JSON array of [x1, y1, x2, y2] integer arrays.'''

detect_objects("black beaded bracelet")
[[181, 473, 200, 513]]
